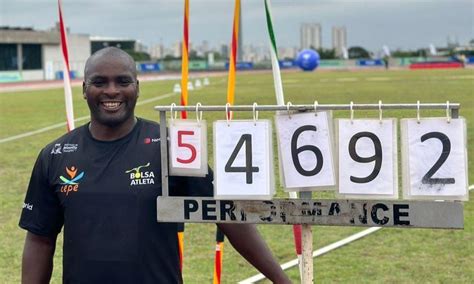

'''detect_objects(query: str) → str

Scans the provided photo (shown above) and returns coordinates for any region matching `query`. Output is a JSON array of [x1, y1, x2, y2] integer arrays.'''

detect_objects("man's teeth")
[[103, 102, 121, 108]]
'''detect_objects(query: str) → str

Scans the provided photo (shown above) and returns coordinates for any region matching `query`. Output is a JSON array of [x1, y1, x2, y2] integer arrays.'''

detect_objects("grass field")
[[0, 69, 473, 283]]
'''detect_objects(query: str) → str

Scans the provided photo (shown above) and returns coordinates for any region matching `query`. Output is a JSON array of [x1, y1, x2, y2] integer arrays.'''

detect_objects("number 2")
[[421, 132, 455, 185]]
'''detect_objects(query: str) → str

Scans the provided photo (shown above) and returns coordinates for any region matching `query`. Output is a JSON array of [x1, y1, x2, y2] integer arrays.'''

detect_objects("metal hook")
[[350, 101, 354, 124], [314, 101, 319, 116], [170, 103, 177, 121], [379, 100, 383, 123], [225, 103, 231, 126], [446, 100, 451, 123], [196, 102, 203, 123], [253, 102, 259, 125], [287, 102, 292, 118], [417, 100, 421, 124]]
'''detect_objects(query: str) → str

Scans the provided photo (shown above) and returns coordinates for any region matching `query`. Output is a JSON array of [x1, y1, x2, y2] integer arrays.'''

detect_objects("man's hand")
[[217, 223, 291, 283]]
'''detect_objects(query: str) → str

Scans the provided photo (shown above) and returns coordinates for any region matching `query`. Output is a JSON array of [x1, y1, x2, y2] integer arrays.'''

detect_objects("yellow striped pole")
[[226, 0, 240, 120]]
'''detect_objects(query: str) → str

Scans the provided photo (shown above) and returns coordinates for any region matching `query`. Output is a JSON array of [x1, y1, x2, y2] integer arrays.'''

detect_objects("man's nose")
[[104, 82, 120, 95]]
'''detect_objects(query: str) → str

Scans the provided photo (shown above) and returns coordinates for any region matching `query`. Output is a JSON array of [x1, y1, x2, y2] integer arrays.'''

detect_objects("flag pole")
[[180, 0, 190, 119], [177, 0, 191, 272], [214, 1, 241, 281], [213, 229, 225, 284], [226, 0, 240, 120], [58, 0, 75, 132], [264, 0, 304, 281]]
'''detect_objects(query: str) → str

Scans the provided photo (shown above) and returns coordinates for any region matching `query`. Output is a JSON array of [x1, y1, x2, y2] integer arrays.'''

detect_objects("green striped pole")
[[264, 0, 304, 281], [264, 0, 284, 106]]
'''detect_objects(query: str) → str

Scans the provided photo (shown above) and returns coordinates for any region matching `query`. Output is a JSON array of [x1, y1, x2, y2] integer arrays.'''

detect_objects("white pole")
[[300, 191, 313, 283]]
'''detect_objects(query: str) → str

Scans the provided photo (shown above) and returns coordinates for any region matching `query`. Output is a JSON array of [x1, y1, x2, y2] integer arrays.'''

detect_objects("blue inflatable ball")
[[296, 49, 320, 71]]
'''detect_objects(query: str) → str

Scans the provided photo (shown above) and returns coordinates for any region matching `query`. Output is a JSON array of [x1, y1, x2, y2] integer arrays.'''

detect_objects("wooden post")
[[159, 111, 169, 197], [300, 191, 313, 283]]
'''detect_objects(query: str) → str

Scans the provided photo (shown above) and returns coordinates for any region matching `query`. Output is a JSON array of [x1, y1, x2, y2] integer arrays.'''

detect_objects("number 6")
[[291, 125, 323, 176]]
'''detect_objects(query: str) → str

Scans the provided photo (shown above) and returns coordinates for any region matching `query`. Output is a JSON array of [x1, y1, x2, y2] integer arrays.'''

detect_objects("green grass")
[[0, 69, 473, 283]]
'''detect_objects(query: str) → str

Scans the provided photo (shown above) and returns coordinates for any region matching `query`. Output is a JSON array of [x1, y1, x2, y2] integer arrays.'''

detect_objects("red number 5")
[[177, 130, 197, 164]]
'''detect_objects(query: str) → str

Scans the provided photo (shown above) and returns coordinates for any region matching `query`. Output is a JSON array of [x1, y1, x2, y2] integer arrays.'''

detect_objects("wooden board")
[[156, 197, 463, 229]]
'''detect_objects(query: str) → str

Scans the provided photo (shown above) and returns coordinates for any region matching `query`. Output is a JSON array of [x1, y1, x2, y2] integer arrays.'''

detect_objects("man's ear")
[[82, 82, 87, 99], [136, 80, 140, 97]]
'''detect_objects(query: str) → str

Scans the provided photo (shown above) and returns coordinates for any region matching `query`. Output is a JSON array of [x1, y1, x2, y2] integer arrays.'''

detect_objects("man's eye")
[[118, 78, 134, 86], [90, 80, 106, 87]]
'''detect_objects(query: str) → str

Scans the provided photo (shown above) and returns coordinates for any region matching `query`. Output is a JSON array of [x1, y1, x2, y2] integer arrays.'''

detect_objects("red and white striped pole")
[[58, 0, 75, 131]]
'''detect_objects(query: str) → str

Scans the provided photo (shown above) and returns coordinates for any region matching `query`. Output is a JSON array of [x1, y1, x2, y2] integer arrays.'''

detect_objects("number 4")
[[224, 134, 259, 184]]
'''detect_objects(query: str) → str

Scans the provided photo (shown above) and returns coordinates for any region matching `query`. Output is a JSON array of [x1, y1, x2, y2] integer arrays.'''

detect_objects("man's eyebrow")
[[118, 75, 136, 80], [85, 76, 106, 85], [87, 74, 105, 80]]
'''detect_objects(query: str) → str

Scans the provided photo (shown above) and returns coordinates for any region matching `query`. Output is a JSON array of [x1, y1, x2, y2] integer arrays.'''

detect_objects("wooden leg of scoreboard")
[[300, 191, 313, 284]]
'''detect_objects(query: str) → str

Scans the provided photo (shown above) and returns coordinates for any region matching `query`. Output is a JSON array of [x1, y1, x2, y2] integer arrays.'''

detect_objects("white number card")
[[401, 118, 468, 201], [169, 119, 208, 177], [337, 119, 398, 199], [275, 112, 336, 190], [214, 120, 274, 200]]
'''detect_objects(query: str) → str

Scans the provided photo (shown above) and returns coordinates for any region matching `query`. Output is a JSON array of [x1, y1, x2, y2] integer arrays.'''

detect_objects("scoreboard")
[[157, 103, 467, 228]]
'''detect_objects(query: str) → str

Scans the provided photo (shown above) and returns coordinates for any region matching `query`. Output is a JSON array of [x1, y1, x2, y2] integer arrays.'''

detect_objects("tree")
[[415, 49, 428, 58], [348, 46, 370, 59], [392, 50, 420, 58], [189, 50, 204, 60], [316, 48, 336, 59], [207, 51, 225, 61], [124, 49, 151, 61], [163, 55, 179, 61]]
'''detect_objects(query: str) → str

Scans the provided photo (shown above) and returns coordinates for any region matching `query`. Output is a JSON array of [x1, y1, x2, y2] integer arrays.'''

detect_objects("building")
[[0, 25, 90, 82], [332, 26, 347, 57], [195, 40, 210, 57], [90, 36, 138, 54], [0, 25, 149, 82], [242, 44, 268, 62], [300, 23, 322, 50], [220, 43, 229, 59], [278, 46, 298, 60], [149, 43, 165, 59]]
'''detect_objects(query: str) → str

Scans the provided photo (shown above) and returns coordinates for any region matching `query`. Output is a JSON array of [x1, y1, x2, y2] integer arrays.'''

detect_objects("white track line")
[[0, 92, 175, 144], [336, 77, 358, 82], [366, 77, 390, 81], [469, 185, 474, 191], [0, 76, 226, 144], [239, 227, 381, 283], [136, 92, 175, 106]]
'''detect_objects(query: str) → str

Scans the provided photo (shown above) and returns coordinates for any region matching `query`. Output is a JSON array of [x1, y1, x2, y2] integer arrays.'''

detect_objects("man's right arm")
[[22, 232, 57, 284]]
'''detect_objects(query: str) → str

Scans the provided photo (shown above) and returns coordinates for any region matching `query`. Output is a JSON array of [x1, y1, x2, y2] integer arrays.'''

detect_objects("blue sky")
[[1, 0, 473, 51]]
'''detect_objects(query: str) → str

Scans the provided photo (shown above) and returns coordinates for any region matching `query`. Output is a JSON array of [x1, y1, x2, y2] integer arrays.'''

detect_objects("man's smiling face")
[[83, 51, 139, 128]]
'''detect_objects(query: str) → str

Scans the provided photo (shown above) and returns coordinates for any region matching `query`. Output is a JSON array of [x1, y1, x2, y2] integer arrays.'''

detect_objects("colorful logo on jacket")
[[59, 166, 85, 196], [125, 162, 155, 186]]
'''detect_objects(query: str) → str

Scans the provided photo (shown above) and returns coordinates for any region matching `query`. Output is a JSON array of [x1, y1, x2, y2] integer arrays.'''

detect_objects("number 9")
[[348, 132, 382, 183]]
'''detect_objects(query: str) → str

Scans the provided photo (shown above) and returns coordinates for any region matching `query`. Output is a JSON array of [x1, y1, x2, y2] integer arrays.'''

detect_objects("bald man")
[[20, 47, 290, 283]]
